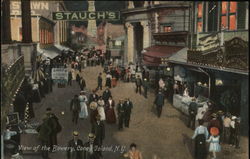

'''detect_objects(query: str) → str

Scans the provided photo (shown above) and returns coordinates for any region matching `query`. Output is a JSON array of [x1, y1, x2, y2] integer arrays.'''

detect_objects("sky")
[[63, 1, 126, 27]]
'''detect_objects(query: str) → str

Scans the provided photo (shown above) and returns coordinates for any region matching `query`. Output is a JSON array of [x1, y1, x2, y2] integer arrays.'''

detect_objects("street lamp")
[[71, 31, 75, 35]]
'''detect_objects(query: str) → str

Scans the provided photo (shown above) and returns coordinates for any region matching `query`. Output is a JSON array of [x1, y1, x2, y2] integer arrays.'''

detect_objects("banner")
[[52, 11, 120, 21], [52, 68, 68, 84]]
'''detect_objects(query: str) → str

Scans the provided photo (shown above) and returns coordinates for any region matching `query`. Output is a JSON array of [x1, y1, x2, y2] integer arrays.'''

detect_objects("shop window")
[[163, 26, 172, 32]]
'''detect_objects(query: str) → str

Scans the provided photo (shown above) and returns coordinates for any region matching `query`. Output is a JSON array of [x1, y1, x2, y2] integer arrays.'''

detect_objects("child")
[[207, 127, 221, 159]]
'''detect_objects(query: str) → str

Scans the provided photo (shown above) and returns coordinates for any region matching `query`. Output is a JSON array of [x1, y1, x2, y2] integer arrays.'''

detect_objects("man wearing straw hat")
[[67, 131, 84, 159], [83, 133, 101, 159], [91, 115, 105, 146]]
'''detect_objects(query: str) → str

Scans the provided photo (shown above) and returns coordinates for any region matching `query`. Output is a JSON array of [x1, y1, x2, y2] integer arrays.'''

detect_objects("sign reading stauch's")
[[52, 11, 120, 21]]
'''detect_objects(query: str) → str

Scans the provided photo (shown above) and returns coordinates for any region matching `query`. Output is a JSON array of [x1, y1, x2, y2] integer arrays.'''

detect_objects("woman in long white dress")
[[79, 91, 88, 119]]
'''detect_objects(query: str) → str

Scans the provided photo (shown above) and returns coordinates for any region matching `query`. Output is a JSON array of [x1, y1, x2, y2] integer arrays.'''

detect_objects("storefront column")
[[128, 1, 134, 9], [140, 21, 151, 49], [21, 0, 32, 43], [2, 0, 12, 44], [125, 22, 135, 64]]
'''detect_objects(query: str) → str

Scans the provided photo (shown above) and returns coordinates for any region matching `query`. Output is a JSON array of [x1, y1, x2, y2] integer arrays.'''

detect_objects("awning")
[[143, 45, 184, 58], [55, 44, 74, 53], [168, 47, 188, 63], [40, 46, 61, 59], [142, 45, 184, 66]]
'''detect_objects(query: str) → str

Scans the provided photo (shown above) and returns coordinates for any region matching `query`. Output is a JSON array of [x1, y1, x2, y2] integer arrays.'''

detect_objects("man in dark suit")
[[102, 88, 111, 104], [67, 131, 84, 159], [188, 98, 198, 130], [91, 115, 105, 146], [79, 77, 86, 91], [83, 133, 101, 159], [45, 108, 62, 151], [124, 98, 133, 128], [117, 99, 126, 130], [70, 95, 81, 125], [154, 91, 165, 118], [89, 90, 99, 104], [142, 78, 149, 98], [97, 73, 103, 90], [135, 76, 142, 94]]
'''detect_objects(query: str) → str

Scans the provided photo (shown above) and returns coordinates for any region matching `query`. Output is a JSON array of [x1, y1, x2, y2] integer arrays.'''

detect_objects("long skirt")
[[79, 102, 88, 119], [105, 108, 116, 124], [195, 134, 207, 159]]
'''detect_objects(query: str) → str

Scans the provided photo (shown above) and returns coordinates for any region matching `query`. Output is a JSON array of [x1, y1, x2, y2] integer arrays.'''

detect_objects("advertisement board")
[[51, 68, 68, 85]]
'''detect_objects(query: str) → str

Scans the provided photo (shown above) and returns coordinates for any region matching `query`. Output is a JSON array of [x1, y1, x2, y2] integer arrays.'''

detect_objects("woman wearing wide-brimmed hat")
[[207, 127, 221, 159]]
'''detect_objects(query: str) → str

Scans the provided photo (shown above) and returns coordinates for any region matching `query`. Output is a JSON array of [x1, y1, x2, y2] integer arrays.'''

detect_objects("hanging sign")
[[51, 68, 68, 84], [52, 11, 120, 21]]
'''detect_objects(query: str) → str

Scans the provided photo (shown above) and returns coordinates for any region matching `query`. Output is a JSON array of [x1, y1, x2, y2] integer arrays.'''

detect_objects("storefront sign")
[[52, 11, 120, 21], [10, 1, 50, 15], [198, 33, 220, 52], [51, 68, 68, 84]]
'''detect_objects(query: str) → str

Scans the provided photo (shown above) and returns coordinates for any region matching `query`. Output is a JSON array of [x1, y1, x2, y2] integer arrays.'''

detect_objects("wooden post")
[[21, 0, 32, 43], [2, 0, 12, 44]]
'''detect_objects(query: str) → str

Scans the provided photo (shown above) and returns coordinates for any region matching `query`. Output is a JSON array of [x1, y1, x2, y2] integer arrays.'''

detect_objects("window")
[[164, 26, 172, 32], [208, 2, 218, 32], [197, 2, 203, 32], [221, 1, 237, 30]]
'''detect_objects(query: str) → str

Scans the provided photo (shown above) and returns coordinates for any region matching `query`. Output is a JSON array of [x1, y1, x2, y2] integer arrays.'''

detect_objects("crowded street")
[[1, 1, 249, 159]]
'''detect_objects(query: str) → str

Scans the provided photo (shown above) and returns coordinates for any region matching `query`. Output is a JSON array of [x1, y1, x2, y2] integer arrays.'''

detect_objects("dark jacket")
[[68, 72, 72, 80], [188, 102, 198, 116], [102, 90, 111, 102], [91, 121, 105, 144], [89, 94, 99, 104], [97, 76, 102, 85], [124, 101, 133, 116], [70, 98, 81, 112], [135, 78, 142, 86], [67, 139, 84, 159], [117, 103, 125, 116], [83, 141, 100, 159], [154, 93, 165, 106], [36, 118, 52, 142]]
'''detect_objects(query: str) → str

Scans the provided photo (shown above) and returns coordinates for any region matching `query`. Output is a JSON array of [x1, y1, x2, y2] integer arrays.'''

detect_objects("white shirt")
[[192, 125, 209, 139]]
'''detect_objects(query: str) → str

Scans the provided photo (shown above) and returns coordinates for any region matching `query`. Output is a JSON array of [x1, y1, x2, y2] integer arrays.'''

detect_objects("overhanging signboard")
[[52, 11, 120, 21], [52, 68, 68, 84]]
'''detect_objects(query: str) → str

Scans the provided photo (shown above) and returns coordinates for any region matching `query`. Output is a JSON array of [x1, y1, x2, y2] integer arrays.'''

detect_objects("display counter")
[[173, 94, 208, 116]]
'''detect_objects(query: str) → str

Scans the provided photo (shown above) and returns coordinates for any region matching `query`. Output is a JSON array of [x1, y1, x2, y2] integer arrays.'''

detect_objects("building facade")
[[122, 1, 190, 66], [170, 1, 249, 135]]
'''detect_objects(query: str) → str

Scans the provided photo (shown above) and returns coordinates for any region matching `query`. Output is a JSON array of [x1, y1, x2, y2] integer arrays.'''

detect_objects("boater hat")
[[88, 133, 96, 138], [73, 131, 79, 136]]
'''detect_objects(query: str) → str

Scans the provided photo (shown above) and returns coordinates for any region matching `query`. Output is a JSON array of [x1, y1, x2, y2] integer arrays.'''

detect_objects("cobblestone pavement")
[[20, 66, 248, 159]]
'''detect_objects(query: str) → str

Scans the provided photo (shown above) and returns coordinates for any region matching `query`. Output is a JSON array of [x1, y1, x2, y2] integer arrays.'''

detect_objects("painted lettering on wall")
[[10, 1, 49, 15]]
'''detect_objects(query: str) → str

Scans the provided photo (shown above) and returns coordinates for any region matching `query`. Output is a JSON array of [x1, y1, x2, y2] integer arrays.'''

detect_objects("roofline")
[[168, 60, 249, 76]]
